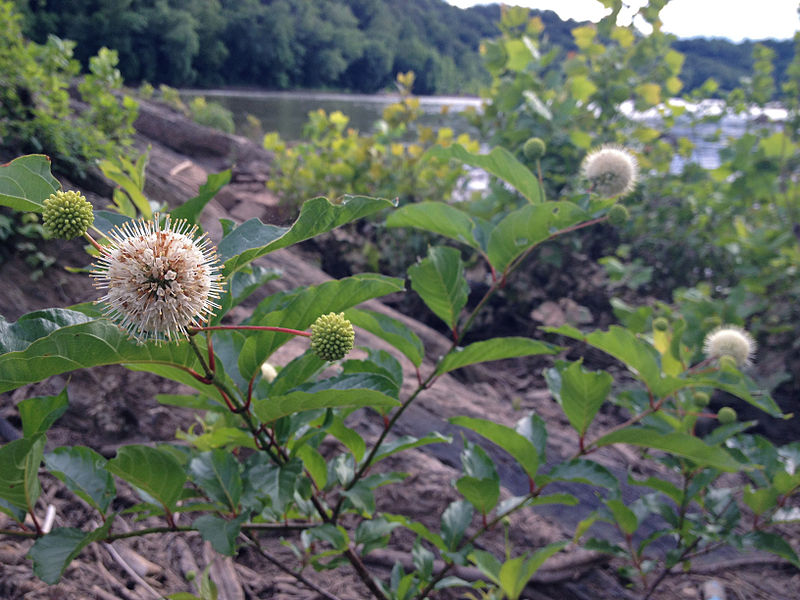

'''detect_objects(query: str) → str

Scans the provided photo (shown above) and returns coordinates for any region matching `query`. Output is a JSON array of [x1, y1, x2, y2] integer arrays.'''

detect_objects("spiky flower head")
[[581, 145, 638, 198], [703, 324, 756, 368], [310, 312, 354, 361], [42, 190, 94, 239], [91, 215, 223, 343], [523, 137, 546, 161]]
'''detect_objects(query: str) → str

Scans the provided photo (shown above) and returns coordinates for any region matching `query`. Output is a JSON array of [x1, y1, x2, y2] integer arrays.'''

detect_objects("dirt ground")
[[1, 106, 798, 599]]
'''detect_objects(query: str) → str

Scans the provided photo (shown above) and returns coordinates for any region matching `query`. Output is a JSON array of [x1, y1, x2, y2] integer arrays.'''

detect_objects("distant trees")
[[11, 0, 794, 96]]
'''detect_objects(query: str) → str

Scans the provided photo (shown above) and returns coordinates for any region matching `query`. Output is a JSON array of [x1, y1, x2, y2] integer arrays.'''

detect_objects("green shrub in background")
[[189, 96, 235, 134], [0, 1, 137, 176]]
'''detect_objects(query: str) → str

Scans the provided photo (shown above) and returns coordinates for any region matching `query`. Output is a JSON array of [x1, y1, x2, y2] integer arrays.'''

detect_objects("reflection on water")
[[180, 89, 482, 141]]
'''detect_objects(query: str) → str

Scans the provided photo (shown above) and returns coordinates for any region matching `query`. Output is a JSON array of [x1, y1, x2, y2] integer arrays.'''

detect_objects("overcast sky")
[[444, 0, 800, 41]]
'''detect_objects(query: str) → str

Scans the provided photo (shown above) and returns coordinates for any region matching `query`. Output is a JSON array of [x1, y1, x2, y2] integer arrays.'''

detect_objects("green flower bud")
[[310, 312, 355, 362], [523, 137, 546, 161], [717, 406, 737, 425], [608, 203, 630, 226], [692, 391, 710, 407], [652, 317, 669, 332], [42, 190, 94, 239]]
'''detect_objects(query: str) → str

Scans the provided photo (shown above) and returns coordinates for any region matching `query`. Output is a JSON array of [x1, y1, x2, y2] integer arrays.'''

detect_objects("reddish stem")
[[189, 325, 311, 337]]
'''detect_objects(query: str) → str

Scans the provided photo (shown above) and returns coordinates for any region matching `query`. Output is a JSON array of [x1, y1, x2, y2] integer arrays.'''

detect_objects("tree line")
[[12, 0, 794, 96]]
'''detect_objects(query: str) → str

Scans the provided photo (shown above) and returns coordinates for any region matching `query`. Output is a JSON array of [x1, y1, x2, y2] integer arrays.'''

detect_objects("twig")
[[241, 533, 345, 600]]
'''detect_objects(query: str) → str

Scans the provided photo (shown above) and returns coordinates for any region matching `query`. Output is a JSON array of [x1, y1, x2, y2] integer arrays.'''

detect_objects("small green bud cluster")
[[692, 391, 710, 407], [652, 317, 669, 332], [717, 406, 737, 424], [42, 190, 94, 239], [608, 203, 630, 226], [523, 137, 546, 161], [310, 312, 355, 361]]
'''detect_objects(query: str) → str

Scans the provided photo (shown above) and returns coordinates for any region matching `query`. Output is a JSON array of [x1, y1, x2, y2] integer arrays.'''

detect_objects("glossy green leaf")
[[194, 514, 248, 556], [425, 144, 542, 204], [0, 154, 59, 212], [544, 325, 682, 396], [0, 308, 216, 395], [344, 308, 424, 368], [251, 458, 303, 516], [383, 513, 447, 551], [45, 446, 115, 514], [441, 499, 474, 550], [238, 273, 405, 378], [327, 416, 366, 463], [355, 517, 401, 556], [594, 427, 744, 472], [341, 481, 376, 516], [436, 337, 559, 375], [488, 202, 589, 274], [450, 416, 539, 480], [407, 246, 468, 330], [456, 476, 500, 514], [546, 360, 612, 436], [188, 450, 242, 512], [18, 387, 69, 438], [385, 202, 481, 250], [516, 413, 547, 464], [211, 264, 280, 326], [218, 195, 396, 275], [170, 170, 231, 225], [107, 445, 186, 509]]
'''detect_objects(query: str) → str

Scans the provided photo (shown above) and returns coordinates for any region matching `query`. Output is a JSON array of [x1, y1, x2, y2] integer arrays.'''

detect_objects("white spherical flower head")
[[92, 216, 223, 343], [581, 145, 638, 198], [703, 325, 756, 367]]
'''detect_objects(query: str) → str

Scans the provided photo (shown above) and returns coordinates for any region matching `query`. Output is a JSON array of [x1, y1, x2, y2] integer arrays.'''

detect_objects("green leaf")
[[0, 154, 59, 212], [488, 202, 589, 274], [425, 144, 542, 204], [469, 549, 501, 584], [18, 387, 69, 438], [188, 450, 242, 512], [0, 308, 223, 396], [385, 202, 481, 250], [253, 388, 398, 423], [544, 459, 619, 491], [107, 445, 186, 509], [498, 542, 569, 600], [355, 517, 401, 556], [296, 445, 327, 489], [738, 531, 800, 567], [45, 446, 115, 514], [407, 246, 468, 330], [0, 436, 43, 510], [344, 308, 424, 368], [170, 170, 231, 226], [594, 427, 744, 472], [456, 476, 500, 514], [437, 337, 559, 375], [369, 432, 451, 465], [270, 351, 326, 396], [544, 325, 682, 396], [211, 264, 281, 326], [248, 458, 302, 515], [605, 499, 638, 535], [441, 500, 474, 550], [238, 273, 405, 378], [28, 525, 109, 584], [327, 416, 366, 463], [194, 514, 248, 556], [449, 416, 539, 481], [383, 514, 447, 551], [341, 481, 376, 516], [219, 195, 396, 275], [546, 361, 612, 436]]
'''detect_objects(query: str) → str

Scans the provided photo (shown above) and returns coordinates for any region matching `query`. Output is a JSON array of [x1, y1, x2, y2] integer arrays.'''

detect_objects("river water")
[[180, 89, 785, 172]]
